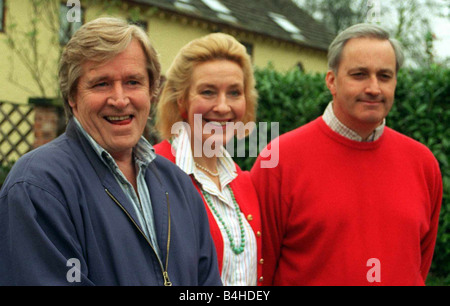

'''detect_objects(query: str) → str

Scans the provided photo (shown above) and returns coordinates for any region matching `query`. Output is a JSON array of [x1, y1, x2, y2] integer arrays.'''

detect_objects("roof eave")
[[128, 0, 329, 51], [178, 12, 326, 51]]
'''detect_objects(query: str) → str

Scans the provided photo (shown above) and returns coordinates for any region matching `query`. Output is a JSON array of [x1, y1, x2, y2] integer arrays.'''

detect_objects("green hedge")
[[0, 162, 15, 189], [390, 66, 450, 280], [235, 64, 450, 281], [234, 67, 332, 170]]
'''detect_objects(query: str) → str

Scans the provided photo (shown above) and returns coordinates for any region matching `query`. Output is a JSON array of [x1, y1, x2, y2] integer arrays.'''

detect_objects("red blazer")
[[154, 140, 263, 285]]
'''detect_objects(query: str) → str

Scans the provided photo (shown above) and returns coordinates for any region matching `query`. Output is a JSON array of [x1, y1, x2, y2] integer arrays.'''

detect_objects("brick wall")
[[33, 106, 60, 148], [29, 98, 66, 149]]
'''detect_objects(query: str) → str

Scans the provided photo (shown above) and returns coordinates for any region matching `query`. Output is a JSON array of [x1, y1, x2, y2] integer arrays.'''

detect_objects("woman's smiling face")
[[182, 59, 246, 149]]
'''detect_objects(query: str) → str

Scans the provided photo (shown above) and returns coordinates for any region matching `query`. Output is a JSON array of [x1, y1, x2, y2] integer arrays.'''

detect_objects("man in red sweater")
[[251, 23, 443, 286]]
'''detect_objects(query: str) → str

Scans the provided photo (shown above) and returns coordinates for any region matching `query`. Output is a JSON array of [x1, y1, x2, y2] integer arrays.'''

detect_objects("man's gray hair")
[[328, 23, 404, 73], [59, 17, 161, 120]]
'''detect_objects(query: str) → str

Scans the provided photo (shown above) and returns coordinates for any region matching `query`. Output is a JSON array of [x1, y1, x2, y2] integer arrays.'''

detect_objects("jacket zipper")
[[164, 192, 172, 286], [105, 188, 172, 286]]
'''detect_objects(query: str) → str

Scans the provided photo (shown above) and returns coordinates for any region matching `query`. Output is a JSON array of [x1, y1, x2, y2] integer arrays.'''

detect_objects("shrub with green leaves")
[[0, 161, 15, 189], [233, 67, 331, 170], [389, 65, 450, 278], [235, 65, 449, 279]]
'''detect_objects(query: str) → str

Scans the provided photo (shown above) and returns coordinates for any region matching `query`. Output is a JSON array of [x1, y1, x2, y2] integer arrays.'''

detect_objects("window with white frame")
[[240, 41, 254, 58]]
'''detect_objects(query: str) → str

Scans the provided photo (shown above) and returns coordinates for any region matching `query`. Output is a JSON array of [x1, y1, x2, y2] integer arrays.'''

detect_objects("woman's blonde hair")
[[59, 17, 161, 119], [155, 32, 258, 140]]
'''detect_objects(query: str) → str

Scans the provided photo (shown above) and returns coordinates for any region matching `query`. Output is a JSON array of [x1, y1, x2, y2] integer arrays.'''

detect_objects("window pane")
[[241, 41, 254, 57]]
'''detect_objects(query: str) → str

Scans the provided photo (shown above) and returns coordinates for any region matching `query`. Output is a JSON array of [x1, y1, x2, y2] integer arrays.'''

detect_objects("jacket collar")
[[66, 119, 139, 217], [65, 119, 169, 256]]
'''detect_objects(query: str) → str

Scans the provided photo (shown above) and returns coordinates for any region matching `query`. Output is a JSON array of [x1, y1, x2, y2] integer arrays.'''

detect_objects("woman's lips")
[[206, 121, 227, 127], [203, 119, 232, 127]]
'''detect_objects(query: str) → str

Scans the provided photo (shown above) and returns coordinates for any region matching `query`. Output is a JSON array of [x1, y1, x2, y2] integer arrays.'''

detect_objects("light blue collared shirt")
[[73, 118, 161, 258]]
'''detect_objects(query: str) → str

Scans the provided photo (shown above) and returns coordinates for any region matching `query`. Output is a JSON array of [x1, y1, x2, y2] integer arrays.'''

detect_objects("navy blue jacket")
[[0, 120, 222, 286]]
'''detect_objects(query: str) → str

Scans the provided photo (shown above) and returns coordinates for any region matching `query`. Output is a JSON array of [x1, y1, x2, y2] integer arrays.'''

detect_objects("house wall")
[[147, 15, 328, 74], [0, 0, 328, 161], [0, 0, 61, 162], [0, 0, 61, 104], [0, 0, 328, 105]]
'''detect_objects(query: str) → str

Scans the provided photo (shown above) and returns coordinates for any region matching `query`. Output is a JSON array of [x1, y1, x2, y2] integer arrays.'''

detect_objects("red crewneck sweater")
[[251, 117, 442, 286]]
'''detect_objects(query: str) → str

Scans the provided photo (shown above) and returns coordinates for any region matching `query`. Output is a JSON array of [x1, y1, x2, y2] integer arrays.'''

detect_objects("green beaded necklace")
[[201, 186, 246, 255]]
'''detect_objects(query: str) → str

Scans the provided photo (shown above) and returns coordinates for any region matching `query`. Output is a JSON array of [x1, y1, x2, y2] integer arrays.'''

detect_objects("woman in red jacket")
[[154, 33, 263, 286]]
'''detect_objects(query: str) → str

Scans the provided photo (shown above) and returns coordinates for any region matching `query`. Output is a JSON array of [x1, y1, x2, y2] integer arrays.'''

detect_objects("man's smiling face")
[[70, 39, 151, 158]]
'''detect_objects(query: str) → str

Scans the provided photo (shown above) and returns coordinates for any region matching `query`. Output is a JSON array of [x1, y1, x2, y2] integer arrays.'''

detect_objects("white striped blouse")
[[170, 125, 257, 286]]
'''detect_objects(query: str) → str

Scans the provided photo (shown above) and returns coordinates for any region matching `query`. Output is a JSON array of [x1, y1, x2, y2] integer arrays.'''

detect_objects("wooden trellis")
[[0, 101, 34, 164]]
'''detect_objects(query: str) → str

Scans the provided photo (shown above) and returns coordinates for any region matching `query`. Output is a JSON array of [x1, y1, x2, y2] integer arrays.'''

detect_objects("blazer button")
[[259, 258, 264, 264], [256, 231, 261, 237], [259, 276, 264, 283], [247, 214, 253, 221]]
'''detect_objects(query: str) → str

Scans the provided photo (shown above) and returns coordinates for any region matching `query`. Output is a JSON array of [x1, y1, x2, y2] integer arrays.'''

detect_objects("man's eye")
[[201, 90, 215, 96], [93, 82, 108, 88], [128, 80, 139, 85]]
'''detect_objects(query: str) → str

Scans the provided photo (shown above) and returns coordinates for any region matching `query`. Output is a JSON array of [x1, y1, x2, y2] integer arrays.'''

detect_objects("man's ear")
[[68, 98, 76, 108], [68, 98, 77, 114], [325, 70, 337, 96]]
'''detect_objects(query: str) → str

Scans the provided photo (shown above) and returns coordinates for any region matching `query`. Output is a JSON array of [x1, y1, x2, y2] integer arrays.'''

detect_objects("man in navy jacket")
[[0, 17, 221, 286]]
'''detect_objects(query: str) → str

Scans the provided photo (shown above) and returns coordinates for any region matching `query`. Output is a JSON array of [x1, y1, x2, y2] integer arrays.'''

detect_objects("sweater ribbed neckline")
[[317, 117, 385, 151]]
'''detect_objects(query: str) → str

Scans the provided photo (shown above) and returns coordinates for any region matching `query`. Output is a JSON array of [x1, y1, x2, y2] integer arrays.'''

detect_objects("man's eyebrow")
[[347, 67, 395, 74], [348, 66, 368, 71], [126, 73, 147, 81], [86, 73, 147, 86], [86, 75, 109, 86], [347, 67, 368, 73], [378, 68, 395, 75]]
